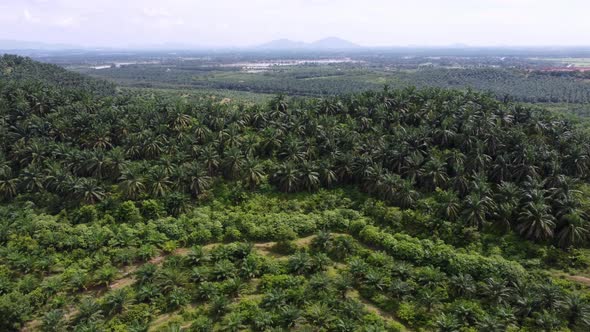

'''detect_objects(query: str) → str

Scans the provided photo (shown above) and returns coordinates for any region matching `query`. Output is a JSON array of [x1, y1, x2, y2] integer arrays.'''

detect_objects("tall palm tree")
[[273, 162, 300, 193], [142, 135, 166, 159], [299, 161, 320, 192], [105, 147, 127, 180], [493, 203, 516, 233], [222, 147, 245, 180], [84, 151, 108, 179], [395, 178, 419, 209], [147, 167, 172, 198], [434, 189, 461, 221], [421, 156, 449, 190], [517, 200, 556, 241], [193, 123, 212, 143], [199, 144, 220, 176], [334, 152, 355, 183], [185, 163, 212, 197], [377, 172, 402, 202], [75, 178, 106, 204], [462, 192, 496, 230], [556, 211, 589, 248], [480, 277, 512, 306], [242, 158, 265, 190], [118, 170, 145, 200], [0, 177, 18, 200], [19, 167, 45, 193]]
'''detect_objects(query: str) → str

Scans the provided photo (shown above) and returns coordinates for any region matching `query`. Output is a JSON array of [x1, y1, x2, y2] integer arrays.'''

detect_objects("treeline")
[[532, 70, 590, 80], [405, 68, 590, 103], [85, 60, 590, 103], [0, 54, 116, 96]]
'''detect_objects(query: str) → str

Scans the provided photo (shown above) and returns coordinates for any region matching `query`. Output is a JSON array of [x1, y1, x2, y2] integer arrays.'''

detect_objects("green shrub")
[[140, 199, 165, 220], [73, 205, 98, 224], [115, 201, 142, 223], [0, 292, 32, 331], [396, 301, 418, 325], [272, 240, 298, 255], [357, 224, 526, 281], [224, 227, 243, 241], [161, 240, 178, 253]]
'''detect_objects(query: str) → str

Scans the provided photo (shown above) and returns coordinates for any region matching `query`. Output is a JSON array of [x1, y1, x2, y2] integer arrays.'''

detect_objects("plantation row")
[[1, 190, 588, 331], [85, 60, 590, 103]]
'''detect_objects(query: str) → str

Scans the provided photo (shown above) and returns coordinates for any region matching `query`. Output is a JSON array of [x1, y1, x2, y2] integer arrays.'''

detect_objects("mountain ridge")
[[258, 37, 361, 50]]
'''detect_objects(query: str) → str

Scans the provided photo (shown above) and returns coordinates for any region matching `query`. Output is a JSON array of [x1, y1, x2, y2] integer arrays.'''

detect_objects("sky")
[[0, 0, 588, 48]]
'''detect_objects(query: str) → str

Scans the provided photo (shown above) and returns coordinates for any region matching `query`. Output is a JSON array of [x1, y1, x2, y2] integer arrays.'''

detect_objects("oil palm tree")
[[299, 161, 320, 192], [517, 199, 556, 241], [181, 162, 212, 197], [560, 293, 590, 329], [75, 178, 106, 204], [273, 162, 300, 193], [556, 211, 589, 248], [199, 144, 220, 176], [40, 309, 67, 332], [118, 170, 145, 200], [480, 277, 512, 306], [422, 156, 449, 190], [462, 192, 496, 230], [242, 158, 265, 190], [222, 147, 245, 180], [0, 177, 18, 200], [147, 167, 172, 198]]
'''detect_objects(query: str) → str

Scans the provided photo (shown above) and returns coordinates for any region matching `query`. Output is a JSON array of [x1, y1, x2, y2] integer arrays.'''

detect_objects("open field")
[[54, 52, 590, 109], [533, 57, 590, 67]]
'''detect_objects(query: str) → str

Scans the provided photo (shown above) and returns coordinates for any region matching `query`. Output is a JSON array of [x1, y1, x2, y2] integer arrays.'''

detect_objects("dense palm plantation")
[[1, 56, 590, 331], [2, 78, 590, 247]]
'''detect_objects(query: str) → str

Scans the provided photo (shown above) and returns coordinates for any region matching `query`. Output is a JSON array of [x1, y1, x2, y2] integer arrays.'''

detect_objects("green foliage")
[[115, 201, 142, 223], [272, 240, 298, 255], [396, 301, 418, 325], [73, 205, 98, 224], [140, 199, 165, 220], [0, 54, 116, 95], [0, 56, 590, 331], [83, 57, 590, 104]]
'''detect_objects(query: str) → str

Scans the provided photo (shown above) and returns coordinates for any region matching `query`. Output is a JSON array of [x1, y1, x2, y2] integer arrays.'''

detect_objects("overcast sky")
[[0, 0, 588, 48]]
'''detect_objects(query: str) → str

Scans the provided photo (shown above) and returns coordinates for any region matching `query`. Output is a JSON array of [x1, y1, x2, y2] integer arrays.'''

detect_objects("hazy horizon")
[[0, 0, 589, 48]]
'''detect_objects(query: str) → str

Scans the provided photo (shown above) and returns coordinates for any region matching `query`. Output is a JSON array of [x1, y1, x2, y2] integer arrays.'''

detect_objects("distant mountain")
[[310, 37, 360, 49], [258, 39, 307, 50], [257, 37, 361, 50]]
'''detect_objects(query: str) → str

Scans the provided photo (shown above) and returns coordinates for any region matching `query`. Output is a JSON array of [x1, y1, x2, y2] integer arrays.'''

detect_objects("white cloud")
[[23, 9, 40, 23], [142, 7, 172, 18], [54, 16, 77, 27]]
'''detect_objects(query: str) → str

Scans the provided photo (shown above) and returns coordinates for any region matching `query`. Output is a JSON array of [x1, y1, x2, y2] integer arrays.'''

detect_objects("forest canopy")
[[0, 54, 116, 96], [1, 55, 590, 331]]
